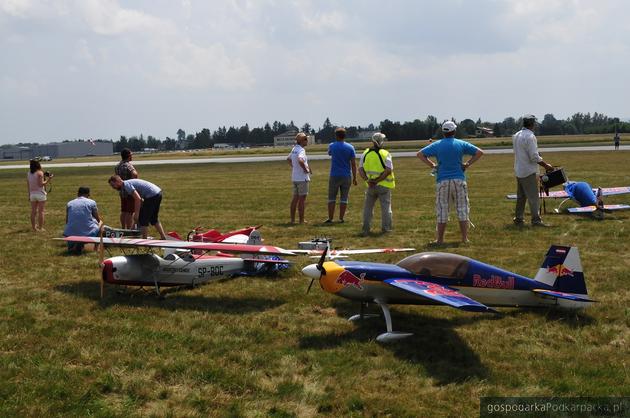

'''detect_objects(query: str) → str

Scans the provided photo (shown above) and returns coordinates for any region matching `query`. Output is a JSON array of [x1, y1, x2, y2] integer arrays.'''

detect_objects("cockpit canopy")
[[396, 252, 471, 279]]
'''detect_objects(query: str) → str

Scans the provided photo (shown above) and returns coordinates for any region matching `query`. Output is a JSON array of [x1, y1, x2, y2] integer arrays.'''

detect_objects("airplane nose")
[[302, 264, 321, 279]]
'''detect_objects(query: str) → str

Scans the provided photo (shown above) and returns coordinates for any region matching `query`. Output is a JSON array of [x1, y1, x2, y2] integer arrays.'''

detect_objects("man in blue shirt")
[[326, 127, 357, 223], [417, 121, 483, 244], [63, 186, 103, 253], [108, 175, 166, 239]]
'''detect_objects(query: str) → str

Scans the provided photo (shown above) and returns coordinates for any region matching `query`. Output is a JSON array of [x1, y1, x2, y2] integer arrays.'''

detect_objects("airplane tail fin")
[[533, 245, 588, 295]]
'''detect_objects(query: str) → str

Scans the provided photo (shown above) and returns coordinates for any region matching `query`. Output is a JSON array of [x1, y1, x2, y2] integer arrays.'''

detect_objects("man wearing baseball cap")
[[358, 132, 395, 235], [512, 114, 554, 227], [417, 121, 483, 244]]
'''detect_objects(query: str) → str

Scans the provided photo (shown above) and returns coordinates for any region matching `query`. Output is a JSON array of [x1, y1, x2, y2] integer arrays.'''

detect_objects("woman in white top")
[[27, 159, 53, 231]]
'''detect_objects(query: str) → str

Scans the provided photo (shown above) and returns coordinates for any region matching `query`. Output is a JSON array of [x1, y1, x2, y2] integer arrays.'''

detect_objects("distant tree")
[[163, 137, 177, 150], [493, 123, 502, 137], [459, 119, 477, 137], [302, 122, 311, 134], [177, 129, 185, 142], [146, 135, 160, 149], [540, 114, 562, 135]]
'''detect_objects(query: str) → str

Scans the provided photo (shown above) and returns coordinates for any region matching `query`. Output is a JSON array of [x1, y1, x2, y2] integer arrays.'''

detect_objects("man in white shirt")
[[287, 132, 312, 224], [513, 115, 554, 226]]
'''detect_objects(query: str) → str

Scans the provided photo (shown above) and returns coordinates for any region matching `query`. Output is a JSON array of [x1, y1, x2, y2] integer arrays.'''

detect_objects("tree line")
[[106, 112, 629, 152]]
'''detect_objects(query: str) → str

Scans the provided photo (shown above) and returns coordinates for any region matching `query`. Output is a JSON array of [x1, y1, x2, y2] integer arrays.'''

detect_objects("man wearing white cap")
[[358, 132, 395, 235], [512, 115, 554, 226], [418, 121, 483, 244]]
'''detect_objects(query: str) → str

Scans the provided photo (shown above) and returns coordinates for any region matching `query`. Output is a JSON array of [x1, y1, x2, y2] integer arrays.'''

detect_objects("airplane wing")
[[506, 190, 569, 199], [291, 248, 415, 258], [598, 186, 630, 196], [531, 289, 596, 302], [58, 236, 295, 256], [566, 204, 630, 213], [384, 279, 496, 313]]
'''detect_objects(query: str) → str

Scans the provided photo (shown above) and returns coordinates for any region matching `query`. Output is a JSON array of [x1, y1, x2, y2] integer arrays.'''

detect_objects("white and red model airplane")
[[60, 234, 294, 297]]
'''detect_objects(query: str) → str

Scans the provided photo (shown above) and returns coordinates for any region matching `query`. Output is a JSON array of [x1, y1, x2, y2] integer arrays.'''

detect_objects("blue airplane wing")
[[384, 279, 497, 313], [567, 204, 630, 213], [531, 289, 596, 302]]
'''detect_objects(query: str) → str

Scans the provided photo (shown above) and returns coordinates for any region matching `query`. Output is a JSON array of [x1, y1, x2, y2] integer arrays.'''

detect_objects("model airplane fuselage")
[[302, 245, 594, 342]]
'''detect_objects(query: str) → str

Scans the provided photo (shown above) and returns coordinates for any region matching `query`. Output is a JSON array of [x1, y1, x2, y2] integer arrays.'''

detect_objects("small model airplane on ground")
[[59, 233, 294, 298], [302, 245, 595, 342], [507, 183, 630, 217]]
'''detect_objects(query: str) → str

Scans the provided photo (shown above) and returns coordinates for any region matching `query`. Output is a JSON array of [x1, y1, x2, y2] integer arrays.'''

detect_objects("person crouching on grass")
[[287, 132, 312, 224], [108, 175, 166, 239], [417, 121, 484, 244], [63, 186, 103, 254]]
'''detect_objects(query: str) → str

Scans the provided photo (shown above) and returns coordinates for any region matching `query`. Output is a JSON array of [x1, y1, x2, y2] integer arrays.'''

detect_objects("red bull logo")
[[472, 274, 515, 289], [423, 283, 461, 297], [547, 264, 573, 277], [335, 270, 365, 290]]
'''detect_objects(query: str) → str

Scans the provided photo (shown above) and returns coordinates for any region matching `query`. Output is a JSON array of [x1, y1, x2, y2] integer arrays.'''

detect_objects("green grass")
[[1, 151, 629, 416]]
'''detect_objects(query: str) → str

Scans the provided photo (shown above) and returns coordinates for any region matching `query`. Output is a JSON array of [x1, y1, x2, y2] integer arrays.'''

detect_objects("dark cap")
[[78, 186, 90, 196]]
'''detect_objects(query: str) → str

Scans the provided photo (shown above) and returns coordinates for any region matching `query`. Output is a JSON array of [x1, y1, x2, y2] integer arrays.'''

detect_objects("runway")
[[1, 145, 628, 170]]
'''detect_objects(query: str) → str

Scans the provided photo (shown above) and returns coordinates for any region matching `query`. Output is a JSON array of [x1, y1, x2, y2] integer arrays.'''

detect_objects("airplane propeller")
[[306, 246, 327, 294]]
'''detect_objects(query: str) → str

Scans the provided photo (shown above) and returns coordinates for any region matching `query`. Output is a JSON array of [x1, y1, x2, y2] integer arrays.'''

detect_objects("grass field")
[[1, 150, 629, 417]]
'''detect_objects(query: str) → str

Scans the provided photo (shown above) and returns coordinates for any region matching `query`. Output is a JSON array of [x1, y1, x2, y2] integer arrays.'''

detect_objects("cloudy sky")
[[1, 0, 628, 144]]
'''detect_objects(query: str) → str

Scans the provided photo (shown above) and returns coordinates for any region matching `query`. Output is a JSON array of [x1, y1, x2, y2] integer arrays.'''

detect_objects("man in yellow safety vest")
[[358, 132, 395, 236]]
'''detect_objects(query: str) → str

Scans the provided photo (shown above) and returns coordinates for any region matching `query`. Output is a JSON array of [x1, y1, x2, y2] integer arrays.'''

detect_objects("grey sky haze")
[[1, 0, 628, 144]]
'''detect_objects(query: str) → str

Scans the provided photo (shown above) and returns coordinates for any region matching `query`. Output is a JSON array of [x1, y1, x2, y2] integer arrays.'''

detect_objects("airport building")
[[1, 140, 113, 160], [273, 129, 315, 147]]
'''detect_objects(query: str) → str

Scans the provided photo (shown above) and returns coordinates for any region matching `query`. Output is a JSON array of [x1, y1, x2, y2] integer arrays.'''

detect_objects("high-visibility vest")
[[362, 148, 395, 189]]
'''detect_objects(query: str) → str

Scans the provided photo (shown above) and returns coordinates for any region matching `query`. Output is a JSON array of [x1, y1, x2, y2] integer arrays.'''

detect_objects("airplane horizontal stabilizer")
[[384, 279, 497, 313], [531, 289, 596, 303], [599, 186, 630, 196]]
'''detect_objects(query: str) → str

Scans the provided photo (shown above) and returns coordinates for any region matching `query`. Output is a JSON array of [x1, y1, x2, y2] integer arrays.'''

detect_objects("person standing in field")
[[108, 175, 166, 239], [115, 148, 138, 229], [27, 159, 53, 232], [417, 121, 483, 244], [325, 127, 357, 223], [512, 114, 554, 227], [287, 132, 312, 224], [358, 132, 395, 236], [614, 132, 620, 150]]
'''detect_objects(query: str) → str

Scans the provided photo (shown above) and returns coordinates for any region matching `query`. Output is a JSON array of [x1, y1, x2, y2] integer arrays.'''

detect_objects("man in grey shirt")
[[512, 115, 554, 226], [108, 175, 166, 239]]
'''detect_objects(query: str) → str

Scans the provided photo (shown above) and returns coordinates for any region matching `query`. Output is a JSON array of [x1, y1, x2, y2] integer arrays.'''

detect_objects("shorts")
[[138, 193, 162, 227], [120, 194, 135, 213], [30, 191, 47, 202], [435, 179, 469, 223], [293, 181, 310, 196], [328, 176, 351, 204]]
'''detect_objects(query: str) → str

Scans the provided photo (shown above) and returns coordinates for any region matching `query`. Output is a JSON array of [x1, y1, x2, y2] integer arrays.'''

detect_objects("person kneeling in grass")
[[63, 186, 103, 254]]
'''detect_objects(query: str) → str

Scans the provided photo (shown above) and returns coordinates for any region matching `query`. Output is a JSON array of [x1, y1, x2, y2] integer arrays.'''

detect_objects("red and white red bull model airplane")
[[60, 232, 294, 298], [507, 183, 630, 216], [302, 245, 595, 342]]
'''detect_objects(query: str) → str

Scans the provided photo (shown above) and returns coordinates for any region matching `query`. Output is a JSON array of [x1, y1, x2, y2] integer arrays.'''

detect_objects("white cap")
[[442, 121, 457, 133], [371, 132, 386, 146]]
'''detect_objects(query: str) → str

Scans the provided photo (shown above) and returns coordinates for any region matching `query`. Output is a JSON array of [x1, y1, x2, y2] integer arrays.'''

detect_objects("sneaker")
[[323, 219, 333, 224], [338, 219, 345, 224], [513, 218, 525, 226], [532, 221, 551, 227]]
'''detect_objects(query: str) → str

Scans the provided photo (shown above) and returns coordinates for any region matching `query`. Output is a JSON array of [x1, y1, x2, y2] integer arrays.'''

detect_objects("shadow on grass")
[[501, 307, 595, 328], [299, 300, 496, 385], [54, 280, 285, 313]]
